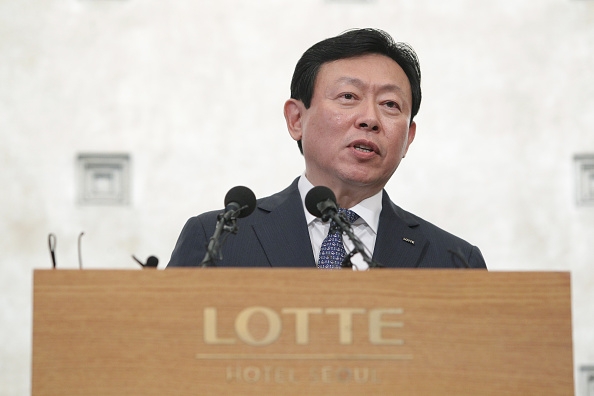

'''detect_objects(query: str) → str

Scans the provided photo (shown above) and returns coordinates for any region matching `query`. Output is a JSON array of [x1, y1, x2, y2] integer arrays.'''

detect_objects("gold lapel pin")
[[403, 237, 415, 245]]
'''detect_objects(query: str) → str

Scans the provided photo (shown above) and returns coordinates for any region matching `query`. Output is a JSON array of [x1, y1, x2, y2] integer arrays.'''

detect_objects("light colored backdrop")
[[1, 0, 593, 394]]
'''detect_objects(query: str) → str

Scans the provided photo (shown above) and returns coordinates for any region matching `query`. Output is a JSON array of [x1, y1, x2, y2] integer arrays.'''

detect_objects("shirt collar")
[[297, 174, 382, 233]]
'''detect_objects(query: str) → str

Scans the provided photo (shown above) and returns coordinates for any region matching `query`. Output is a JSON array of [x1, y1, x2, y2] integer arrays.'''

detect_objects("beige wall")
[[1, 0, 593, 394]]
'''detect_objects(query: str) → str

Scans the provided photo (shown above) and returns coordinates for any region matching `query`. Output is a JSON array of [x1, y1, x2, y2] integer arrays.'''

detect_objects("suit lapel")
[[373, 191, 428, 268], [251, 179, 316, 268]]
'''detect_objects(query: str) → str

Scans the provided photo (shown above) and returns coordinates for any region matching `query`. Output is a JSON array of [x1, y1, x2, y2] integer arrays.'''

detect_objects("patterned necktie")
[[317, 209, 360, 269]]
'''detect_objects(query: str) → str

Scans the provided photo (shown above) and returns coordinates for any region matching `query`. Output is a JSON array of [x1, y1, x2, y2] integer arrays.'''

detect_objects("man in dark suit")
[[168, 28, 487, 270]]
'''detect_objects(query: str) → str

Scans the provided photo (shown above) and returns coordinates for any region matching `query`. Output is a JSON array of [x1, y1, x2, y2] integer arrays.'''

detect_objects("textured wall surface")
[[1, 0, 593, 394]]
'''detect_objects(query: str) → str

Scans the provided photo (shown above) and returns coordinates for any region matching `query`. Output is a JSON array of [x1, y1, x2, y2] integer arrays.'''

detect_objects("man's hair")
[[290, 28, 422, 153]]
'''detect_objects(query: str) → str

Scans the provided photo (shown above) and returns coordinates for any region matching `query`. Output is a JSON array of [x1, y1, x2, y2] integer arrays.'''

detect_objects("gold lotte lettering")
[[203, 306, 404, 346]]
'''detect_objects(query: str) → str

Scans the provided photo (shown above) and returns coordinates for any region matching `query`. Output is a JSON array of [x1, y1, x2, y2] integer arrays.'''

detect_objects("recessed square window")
[[77, 153, 130, 205], [574, 154, 594, 206]]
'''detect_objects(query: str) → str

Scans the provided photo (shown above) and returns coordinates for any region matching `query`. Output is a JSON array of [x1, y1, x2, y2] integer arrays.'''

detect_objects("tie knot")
[[339, 208, 359, 224]]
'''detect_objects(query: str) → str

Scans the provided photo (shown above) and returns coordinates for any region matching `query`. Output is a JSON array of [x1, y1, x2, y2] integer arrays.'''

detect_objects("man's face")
[[285, 53, 416, 200]]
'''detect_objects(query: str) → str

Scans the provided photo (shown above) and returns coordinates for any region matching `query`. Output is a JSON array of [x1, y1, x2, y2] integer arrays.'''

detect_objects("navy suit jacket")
[[167, 178, 487, 269]]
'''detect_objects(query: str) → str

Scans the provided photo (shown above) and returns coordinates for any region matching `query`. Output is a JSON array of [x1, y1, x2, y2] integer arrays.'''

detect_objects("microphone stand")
[[326, 211, 383, 269], [200, 206, 244, 267]]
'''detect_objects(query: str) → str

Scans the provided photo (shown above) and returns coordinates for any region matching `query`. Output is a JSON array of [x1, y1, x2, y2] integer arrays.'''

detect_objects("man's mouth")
[[354, 144, 374, 153], [352, 142, 378, 154]]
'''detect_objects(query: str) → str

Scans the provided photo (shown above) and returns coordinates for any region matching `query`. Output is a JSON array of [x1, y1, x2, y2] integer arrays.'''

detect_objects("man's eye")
[[342, 93, 354, 100]]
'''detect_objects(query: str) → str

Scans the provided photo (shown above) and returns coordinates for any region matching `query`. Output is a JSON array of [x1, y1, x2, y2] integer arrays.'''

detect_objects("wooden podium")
[[32, 269, 574, 395]]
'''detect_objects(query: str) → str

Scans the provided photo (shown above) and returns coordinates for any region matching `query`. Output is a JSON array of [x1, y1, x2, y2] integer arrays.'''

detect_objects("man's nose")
[[357, 102, 380, 131], [358, 121, 379, 131]]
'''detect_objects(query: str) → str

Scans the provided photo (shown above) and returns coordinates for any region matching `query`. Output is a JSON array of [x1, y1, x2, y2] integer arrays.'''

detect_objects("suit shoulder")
[[382, 197, 487, 268], [383, 195, 467, 243]]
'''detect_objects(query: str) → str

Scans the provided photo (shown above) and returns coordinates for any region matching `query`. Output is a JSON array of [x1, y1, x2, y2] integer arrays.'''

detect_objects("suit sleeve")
[[468, 245, 488, 269], [167, 216, 210, 267]]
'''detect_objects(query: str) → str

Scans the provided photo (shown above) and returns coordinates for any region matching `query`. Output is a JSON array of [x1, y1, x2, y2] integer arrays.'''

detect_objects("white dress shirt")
[[297, 174, 382, 271]]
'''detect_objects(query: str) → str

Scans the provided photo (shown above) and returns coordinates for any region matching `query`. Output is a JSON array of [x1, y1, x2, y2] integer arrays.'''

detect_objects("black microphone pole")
[[329, 210, 382, 269], [200, 211, 237, 267]]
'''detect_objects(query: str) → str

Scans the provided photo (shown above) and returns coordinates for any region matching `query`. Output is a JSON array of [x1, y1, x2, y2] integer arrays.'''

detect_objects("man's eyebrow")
[[335, 76, 406, 95]]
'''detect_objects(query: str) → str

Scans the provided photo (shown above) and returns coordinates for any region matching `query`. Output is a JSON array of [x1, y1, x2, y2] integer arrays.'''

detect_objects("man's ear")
[[402, 121, 416, 158], [284, 99, 305, 142]]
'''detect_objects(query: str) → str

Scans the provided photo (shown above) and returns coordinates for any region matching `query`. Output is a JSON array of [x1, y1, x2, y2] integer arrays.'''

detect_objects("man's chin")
[[338, 174, 388, 193]]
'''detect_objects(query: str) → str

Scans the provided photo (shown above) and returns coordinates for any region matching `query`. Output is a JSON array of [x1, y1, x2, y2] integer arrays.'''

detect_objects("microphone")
[[201, 186, 257, 267], [48, 233, 57, 269], [304, 185, 339, 221], [132, 255, 159, 268], [223, 186, 257, 220], [47, 232, 86, 269], [78, 232, 84, 269], [305, 186, 382, 269]]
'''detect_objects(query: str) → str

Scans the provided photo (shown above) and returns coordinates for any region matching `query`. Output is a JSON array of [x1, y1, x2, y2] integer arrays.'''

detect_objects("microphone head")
[[224, 186, 257, 218], [145, 256, 159, 267], [305, 186, 337, 218]]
